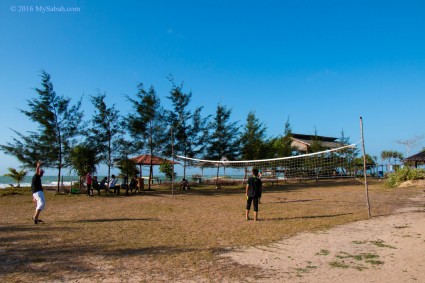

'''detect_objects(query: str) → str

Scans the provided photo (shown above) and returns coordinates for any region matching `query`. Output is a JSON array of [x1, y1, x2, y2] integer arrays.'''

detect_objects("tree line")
[[1, 71, 356, 191]]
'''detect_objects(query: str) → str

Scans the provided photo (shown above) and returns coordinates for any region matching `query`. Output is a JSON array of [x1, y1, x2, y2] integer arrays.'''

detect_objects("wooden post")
[[360, 117, 372, 218]]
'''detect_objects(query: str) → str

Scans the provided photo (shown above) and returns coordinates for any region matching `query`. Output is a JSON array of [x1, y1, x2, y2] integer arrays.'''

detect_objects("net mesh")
[[176, 144, 359, 185]]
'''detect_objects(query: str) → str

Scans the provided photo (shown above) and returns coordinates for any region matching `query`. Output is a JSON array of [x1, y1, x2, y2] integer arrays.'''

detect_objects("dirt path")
[[223, 194, 425, 283]]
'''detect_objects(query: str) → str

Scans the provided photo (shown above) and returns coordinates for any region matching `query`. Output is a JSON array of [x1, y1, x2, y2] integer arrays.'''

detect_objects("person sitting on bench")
[[179, 178, 190, 191]]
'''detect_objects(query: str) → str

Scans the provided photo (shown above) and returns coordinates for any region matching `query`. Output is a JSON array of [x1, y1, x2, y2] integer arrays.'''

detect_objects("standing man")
[[86, 172, 93, 196], [32, 161, 45, 224], [245, 168, 262, 221]]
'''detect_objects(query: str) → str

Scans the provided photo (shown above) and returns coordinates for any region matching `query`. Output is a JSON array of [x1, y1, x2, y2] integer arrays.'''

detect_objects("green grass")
[[370, 240, 396, 249], [316, 249, 330, 256]]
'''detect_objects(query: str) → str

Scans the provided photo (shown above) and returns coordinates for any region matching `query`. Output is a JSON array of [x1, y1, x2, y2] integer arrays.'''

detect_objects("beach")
[[223, 192, 425, 282]]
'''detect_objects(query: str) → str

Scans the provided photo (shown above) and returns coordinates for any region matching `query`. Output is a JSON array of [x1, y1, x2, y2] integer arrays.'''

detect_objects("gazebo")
[[130, 154, 179, 187], [402, 151, 425, 168]]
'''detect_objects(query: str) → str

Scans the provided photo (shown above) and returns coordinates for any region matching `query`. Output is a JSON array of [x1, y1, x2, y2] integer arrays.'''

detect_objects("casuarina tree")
[[89, 91, 122, 181], [127, 83, 168, 189], [205, 104, 240, 161], [0, 71, 83, 192], [240, 111, 268, 160], [166, 78, 210, 178]]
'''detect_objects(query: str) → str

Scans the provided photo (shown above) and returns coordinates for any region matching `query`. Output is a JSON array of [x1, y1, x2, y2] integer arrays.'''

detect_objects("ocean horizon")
[[0, 175, 81, 189], [0, 174, 194, 189]]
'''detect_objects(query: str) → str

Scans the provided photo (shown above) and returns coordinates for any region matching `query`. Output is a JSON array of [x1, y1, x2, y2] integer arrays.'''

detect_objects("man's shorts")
[[246, 196, 259, 212], [32, 191, 46, 211]]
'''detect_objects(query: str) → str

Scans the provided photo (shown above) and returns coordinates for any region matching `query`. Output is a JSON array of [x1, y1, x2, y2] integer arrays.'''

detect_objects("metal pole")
[[360, 117, 371, 218], [171, 126, 175, 197]]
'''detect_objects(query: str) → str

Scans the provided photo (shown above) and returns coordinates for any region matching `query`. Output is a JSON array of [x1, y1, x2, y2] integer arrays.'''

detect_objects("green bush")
[[385, 167, 425, 188]]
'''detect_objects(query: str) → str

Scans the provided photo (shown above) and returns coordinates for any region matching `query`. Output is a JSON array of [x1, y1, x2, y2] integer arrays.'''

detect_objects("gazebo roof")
[[403, 151, 425, 162], [131, 154, 179, 165]]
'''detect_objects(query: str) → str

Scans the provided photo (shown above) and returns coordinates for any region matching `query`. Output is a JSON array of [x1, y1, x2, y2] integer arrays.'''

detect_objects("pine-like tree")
[[206, 104, 240, 161], [89, 91, 122, 181], [166, 79, 210, 178], [240, 111, 267, 160], [271, 117, 293, 158], [127, 83, 168, 189], [0, 71, 83, 192]]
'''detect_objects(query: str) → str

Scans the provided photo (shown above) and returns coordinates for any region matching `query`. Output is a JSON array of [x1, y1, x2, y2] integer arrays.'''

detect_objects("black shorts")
[[246, 197, 259, 212]]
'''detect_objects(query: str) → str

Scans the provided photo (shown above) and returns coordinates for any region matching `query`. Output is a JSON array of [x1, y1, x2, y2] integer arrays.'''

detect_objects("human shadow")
[[265, 212, 354, 221], [265, 198, 322, 204], [70, 217, 160, 223]]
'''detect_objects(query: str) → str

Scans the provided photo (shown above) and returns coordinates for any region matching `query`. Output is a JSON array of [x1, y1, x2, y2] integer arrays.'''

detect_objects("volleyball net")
[[176, 144, 359, 185]]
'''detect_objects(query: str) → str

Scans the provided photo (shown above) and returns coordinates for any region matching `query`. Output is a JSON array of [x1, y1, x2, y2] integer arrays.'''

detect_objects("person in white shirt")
[[108, 174, 118, 193]]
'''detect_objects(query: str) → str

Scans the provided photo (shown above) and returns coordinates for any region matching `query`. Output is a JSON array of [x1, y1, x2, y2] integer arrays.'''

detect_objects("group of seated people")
[[86, 173, 192, 195], [88, 174, 143, 196]]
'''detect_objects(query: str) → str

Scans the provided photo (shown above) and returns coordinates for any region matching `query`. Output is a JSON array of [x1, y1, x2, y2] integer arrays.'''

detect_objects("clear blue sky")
[[1, 0, 424, 176]]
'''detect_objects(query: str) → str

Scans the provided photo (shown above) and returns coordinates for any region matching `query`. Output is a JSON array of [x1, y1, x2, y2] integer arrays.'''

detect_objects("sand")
[[222, 192, 425, 282]]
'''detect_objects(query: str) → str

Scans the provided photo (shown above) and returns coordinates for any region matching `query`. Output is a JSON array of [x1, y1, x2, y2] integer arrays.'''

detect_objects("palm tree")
[[4, 168, 27, 188]]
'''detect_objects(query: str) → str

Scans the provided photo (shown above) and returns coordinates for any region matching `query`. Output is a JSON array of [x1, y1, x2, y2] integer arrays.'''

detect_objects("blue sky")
[[1, 0, 424, 176]]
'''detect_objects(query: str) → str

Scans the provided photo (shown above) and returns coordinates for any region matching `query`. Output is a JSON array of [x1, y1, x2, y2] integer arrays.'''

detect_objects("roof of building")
[[292, 134, 338, 142], [403, 151, 425, 162], [131, 154, 179, 165], [291, 133, 343, 149]]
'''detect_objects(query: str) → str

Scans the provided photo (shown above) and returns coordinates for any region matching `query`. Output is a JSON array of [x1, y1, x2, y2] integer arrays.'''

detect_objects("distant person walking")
[[245, 168, 262, 221], [31, 161, 45, 224]]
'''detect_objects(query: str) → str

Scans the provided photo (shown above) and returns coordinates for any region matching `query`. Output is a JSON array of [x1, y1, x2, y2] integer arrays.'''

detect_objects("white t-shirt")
[[109, 178, 117, 188]]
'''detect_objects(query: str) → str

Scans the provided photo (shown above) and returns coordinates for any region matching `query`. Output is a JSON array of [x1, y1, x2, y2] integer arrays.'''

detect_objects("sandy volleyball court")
[[224, 193, 425, 283]]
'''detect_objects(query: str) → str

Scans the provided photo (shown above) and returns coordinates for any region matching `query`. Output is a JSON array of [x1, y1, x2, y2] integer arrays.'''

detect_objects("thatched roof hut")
[[402, 151, 425, 168]]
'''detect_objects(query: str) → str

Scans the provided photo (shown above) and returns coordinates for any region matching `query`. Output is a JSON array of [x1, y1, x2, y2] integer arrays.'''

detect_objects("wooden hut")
[[402, 151, 425, 168]]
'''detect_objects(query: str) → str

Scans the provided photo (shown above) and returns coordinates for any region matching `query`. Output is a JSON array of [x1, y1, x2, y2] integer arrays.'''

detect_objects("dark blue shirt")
[[247, 176, 262, 198], [31, 174, 43, 193]]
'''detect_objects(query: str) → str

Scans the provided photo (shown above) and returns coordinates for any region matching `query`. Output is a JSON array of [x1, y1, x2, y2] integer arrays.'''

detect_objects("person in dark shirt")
[[245, 168, 263, 221], [31, 161, 45, 224], [92, 176, 100, 195], [99, 177, 107, 191], [129, 176, 138, 194]]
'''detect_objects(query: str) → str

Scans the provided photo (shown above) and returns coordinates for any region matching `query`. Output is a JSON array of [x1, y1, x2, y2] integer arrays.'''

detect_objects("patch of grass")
[[394, 224, 409, 229], [362, 253, 380, 260], [370, 240, 396, 249], [0, 187, 31, 196], [352, 240, 367, 245], [316, 249, 330, 256], [366, 259, 384, 265], [353, 265, 368, 271], [333, 251, 383, 269], [336, 252, 352, 259], [329, 261, 350, 269]]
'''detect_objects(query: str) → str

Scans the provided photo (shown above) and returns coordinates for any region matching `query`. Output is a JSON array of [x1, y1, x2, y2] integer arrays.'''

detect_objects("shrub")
[[385, 167, 425, 188]]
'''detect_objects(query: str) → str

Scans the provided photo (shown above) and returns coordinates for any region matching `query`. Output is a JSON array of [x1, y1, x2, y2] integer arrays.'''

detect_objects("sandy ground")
[[223, 192, 425, 283]]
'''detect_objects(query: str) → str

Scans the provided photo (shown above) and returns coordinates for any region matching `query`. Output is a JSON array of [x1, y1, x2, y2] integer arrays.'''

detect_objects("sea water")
[[0, 175, 80, 189], [0, 175, 182, 189]]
